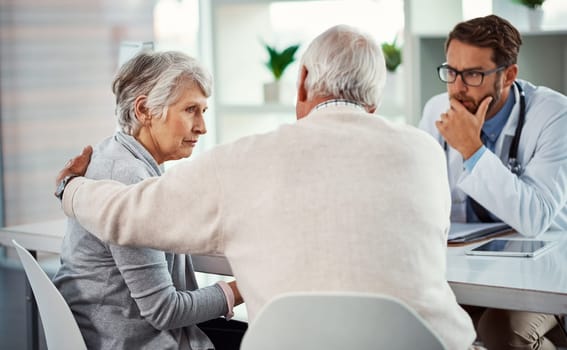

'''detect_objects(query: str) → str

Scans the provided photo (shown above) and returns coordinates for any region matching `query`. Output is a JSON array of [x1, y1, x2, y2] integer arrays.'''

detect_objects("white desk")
[[0, 219, 233, 275], [447, 230, 567, 315], [2, 219, 566, 315]]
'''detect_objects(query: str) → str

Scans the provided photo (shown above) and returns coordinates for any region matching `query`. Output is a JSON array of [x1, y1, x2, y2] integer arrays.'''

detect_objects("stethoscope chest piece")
[[507, 157, 523, 175]]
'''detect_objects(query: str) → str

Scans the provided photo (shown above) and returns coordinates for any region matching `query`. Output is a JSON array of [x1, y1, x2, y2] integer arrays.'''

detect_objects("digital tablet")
[[465, 239, 557, 257]]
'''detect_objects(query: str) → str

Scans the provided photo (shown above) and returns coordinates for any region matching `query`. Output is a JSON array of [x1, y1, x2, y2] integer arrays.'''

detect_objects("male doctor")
[[419, 15, 567, 350]]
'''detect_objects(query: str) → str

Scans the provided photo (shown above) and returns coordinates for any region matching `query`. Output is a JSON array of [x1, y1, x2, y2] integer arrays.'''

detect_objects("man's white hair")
[[299, 24, 386, 110]]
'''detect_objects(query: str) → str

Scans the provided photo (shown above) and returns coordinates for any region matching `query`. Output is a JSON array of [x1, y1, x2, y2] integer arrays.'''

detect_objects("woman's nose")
[[193, 115, 207, 135]]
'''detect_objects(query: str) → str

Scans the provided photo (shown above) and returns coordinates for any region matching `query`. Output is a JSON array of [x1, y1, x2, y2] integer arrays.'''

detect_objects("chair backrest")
[[12, 240, 87, 350], [240, 292, 447, 350]]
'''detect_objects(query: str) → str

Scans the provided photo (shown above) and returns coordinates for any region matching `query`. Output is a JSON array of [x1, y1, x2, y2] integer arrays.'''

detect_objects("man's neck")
[[313, 99, 366, 112], [296, 95, 334, 120]]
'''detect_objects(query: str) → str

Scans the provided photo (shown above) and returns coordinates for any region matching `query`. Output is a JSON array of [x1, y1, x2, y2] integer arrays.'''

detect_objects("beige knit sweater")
[[63, 105, 476, 349]]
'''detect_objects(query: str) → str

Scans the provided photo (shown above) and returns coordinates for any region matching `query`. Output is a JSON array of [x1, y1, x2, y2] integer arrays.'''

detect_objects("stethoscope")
[[507, 81, 526, 175], [443, 81, 526, 175]]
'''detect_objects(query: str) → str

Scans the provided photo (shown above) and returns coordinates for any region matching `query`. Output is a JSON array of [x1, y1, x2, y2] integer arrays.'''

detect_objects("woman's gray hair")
[[112, 51, 212, 135], [299, 25, 386, 110]]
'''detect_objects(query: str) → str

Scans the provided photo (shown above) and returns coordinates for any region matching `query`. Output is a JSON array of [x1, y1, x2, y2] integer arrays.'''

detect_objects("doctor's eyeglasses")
[[437, 64, 506, 87]]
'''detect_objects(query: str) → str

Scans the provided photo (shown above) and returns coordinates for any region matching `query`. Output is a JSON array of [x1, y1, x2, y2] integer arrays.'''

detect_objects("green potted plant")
[[262, 42, 300, 103], [514, 0, 545, 9], [381, 37, 402, 73], [513, 0, 546, 30]]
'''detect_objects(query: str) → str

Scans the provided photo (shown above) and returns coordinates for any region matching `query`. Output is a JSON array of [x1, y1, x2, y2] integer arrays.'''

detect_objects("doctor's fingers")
[[437, 112, 453, 125], [474, 96, 493, 124], [445, 106, 467, 120], [435, 113, 446, 130], [443, 109, 476, 129], [435, 116, 450, 133], [435, 112, 467, 135]]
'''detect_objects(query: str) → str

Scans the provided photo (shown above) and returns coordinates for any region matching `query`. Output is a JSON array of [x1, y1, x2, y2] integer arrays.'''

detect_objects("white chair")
[[12, 240, 87, 350], [240, 292, 447, 350]]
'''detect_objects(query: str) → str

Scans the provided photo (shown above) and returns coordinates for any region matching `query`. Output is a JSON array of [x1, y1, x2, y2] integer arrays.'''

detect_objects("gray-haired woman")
[[53, 51, 245, 350]]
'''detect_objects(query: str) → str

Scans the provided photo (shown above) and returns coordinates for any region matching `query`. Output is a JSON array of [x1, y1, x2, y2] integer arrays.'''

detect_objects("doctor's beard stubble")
[[450, 78, 502, 116]]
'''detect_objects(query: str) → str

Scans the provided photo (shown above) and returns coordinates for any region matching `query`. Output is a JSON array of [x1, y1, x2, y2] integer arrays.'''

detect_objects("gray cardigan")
[[53, 132, 227, 350]]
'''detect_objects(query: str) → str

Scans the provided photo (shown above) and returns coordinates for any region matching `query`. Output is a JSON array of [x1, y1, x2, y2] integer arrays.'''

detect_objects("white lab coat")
[[419, 80, 567, 237]]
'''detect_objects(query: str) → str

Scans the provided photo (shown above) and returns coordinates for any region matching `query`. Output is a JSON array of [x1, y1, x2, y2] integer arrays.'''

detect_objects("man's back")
[[60, 23, 478, 349], [206, 105, 474, 349], [63, 104, 476, 349]]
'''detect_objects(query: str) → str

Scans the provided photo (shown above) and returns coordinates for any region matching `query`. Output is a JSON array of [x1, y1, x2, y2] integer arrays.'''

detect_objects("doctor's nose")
[[452, 74, 469, 92]]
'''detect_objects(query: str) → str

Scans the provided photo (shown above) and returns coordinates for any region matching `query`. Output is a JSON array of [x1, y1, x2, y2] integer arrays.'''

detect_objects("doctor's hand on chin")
[[435, 96, 492, 160], [53, 146, 93, 199]]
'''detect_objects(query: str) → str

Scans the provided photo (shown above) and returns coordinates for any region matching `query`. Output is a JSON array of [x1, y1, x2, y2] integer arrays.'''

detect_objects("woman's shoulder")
[[87, 136, 156, 184]]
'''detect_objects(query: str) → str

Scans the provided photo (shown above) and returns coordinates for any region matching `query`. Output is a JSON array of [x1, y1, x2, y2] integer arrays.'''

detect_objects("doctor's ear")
[[503, 64, 518, 87], [134, 95, 151, 124]]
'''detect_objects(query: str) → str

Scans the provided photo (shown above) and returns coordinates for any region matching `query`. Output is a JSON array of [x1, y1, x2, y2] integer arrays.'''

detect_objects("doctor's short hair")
[[299, 24, 386, 111], [445, 15, 523, 68], [112, 51, 213, 135]]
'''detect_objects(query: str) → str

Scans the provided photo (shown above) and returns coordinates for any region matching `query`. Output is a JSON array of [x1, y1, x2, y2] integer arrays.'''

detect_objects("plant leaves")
[[263, 43, 300, 80], [381, 39, 402, 72]]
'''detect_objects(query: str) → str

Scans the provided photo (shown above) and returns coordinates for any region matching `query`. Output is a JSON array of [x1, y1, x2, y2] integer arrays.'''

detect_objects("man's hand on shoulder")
[[54, 146, 93, 199]]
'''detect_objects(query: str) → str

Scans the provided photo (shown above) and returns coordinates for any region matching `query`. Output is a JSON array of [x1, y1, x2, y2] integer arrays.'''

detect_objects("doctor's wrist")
[[463, 146, 487, 172], [460, 141, 484, 161]]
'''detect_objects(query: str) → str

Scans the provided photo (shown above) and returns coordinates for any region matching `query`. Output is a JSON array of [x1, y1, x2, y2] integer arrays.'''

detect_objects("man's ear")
[[134, 95, 150, 124], [503, 64, 518, 88], [297, 66, 308, 103]]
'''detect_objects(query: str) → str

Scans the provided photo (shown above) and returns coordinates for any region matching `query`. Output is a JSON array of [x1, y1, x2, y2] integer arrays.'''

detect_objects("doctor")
[[419, 15, 567, 350], [419, 15, 567, 237]]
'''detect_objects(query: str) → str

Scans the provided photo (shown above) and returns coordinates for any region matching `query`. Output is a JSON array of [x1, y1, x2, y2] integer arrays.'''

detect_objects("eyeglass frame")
[[436, 64, 507, 87]]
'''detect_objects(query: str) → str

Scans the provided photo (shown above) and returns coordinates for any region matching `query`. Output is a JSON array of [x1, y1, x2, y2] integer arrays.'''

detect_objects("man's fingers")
[[72, 146, 93, 173], [55, 145, 93, 185], [435, 119, 446, 134], [82, 145, 93, 157], [448, 98, 466, 113], [475, 96, 493, 124]]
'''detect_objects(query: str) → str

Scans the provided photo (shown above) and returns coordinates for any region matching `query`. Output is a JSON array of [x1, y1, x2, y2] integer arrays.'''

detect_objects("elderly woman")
[[53, 51, 245, 350]]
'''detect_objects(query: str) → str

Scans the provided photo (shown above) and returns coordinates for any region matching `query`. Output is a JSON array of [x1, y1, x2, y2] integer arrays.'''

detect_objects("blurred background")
[[1, 0, 566, 227], [0, 0, 566, 348]]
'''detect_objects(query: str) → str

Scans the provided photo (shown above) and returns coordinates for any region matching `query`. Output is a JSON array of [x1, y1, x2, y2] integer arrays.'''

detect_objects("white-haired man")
[[56, 25, 476, 349]]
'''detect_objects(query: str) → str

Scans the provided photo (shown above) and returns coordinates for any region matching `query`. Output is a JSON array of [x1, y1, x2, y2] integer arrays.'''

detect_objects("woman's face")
[[142, 82, 208, 164]]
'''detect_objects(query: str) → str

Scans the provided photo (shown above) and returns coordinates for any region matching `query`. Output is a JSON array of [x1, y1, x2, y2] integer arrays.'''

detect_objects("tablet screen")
[[466, 239, 557, 257]]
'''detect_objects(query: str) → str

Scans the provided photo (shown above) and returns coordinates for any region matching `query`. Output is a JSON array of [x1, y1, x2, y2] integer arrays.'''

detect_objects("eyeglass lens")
[[438, 67, 484, 86]]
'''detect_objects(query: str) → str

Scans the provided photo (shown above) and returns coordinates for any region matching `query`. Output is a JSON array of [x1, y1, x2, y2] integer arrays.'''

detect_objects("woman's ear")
[[134, 95, 150, 124]]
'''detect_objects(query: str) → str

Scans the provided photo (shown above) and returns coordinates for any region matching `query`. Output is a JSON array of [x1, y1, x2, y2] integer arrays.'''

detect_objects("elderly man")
[[56, 25, 475, 349]]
